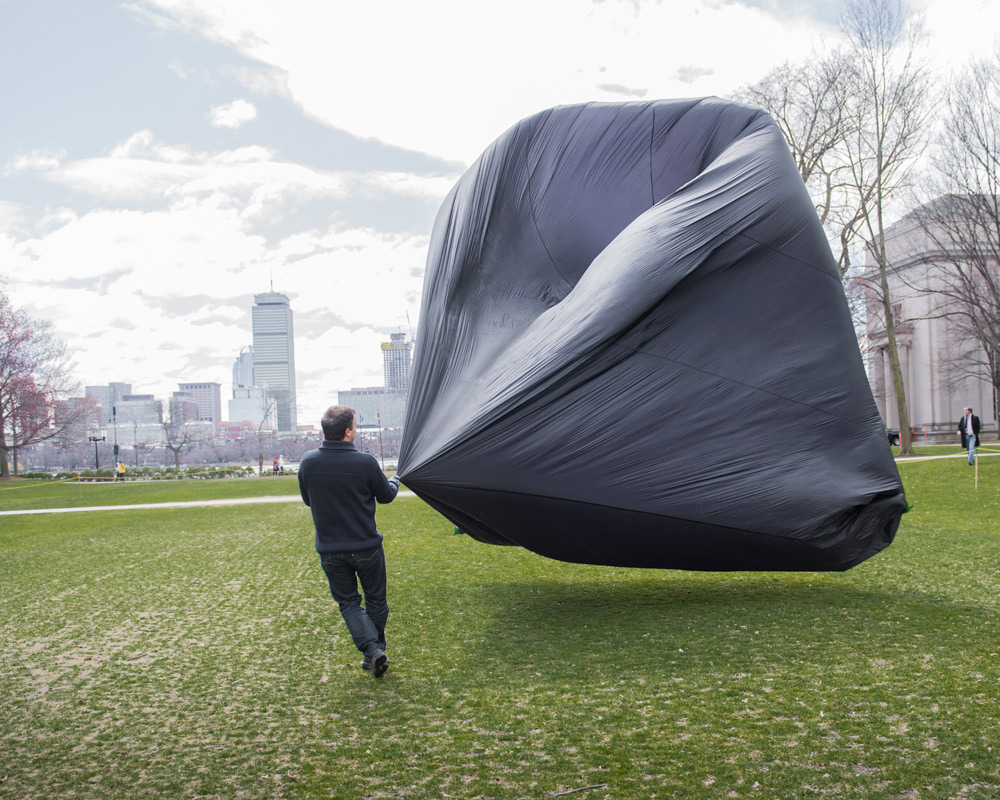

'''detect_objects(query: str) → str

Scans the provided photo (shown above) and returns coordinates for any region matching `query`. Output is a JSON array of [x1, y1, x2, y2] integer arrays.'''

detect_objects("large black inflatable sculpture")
[[397, 98, 907, 571]]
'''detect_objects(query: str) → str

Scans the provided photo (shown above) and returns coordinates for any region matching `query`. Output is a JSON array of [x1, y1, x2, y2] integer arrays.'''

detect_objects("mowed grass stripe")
[[1, 457, 998, 799]]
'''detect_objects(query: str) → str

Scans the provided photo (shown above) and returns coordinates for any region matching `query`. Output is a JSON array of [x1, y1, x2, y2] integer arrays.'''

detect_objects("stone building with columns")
[[861, 205, 997, 443]]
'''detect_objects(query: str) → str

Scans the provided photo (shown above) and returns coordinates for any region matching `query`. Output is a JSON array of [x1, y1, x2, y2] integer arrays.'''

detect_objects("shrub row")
[[20, 465, 262, 481]]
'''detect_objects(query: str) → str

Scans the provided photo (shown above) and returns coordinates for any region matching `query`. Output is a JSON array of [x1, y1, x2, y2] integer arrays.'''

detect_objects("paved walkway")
[[0, 491, 416, 517], [896, 449, 1000, 463]]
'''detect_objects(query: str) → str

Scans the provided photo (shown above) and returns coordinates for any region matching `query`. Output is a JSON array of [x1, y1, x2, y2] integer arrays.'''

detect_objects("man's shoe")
[[371, 650, 389, 678], [361, 657, 372, 671]]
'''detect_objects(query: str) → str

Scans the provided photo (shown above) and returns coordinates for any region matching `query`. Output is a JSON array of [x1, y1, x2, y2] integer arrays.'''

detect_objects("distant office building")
[[59, 397, 101, 431], [85, 382, 132, 426], [233, 346, 254, 389], [381, 331, 412, 428], [84, 386, 109, 423], [252, 292, 297, 433], [170, 391, 200, 424], [177, 382, 222, 425], [217, 420, 257, 441], [114, 394, 163, 426], [229, 387, 273, 430], [338, 387, 386, 428], [227, 346, 271, 430]]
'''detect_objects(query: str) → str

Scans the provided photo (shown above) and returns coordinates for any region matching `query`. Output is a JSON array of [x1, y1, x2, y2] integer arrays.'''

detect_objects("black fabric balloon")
[[397, 98, 906, 571]]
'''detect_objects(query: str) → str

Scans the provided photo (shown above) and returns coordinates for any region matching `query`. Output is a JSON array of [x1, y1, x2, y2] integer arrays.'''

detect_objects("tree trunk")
[[0, 423, 9, 478], [879, 265, 914, 456]]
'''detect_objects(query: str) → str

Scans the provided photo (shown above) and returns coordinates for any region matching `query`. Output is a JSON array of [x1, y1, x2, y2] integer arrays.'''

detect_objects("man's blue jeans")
[[968, 436, 977, 464], [319, 544, 388, 657]]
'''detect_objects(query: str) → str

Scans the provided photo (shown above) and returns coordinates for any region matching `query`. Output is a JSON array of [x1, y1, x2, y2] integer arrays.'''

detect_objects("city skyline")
[[3, 1, 999, 427], [82, 321, 412, 434]]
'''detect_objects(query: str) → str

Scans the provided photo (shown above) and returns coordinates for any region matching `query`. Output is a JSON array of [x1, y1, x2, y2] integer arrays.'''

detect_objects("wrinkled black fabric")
[[397, 98, 906, 571]]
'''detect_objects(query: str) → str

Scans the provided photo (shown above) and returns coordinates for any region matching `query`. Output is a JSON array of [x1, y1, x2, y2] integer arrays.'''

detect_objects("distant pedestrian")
[[298, 405, 401, 678], [115, 461, 126, 482], [958, 406, 981, 465], [273, 455, 279, 476], [278, 455, 285, 475]]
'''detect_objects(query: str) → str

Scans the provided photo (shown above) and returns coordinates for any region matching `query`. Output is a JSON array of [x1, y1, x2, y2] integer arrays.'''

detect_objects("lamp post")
[[376, 409, 385, 469], [87, 435, 105, 470], [112, 405, 119, 465]]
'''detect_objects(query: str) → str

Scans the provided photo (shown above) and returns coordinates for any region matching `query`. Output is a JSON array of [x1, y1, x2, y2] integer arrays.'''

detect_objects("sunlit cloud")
[[209, 98, 258, 129]]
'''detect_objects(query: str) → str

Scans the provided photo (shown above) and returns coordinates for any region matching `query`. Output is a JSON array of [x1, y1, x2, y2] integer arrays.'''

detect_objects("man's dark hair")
[[321, 406, 355, 441]]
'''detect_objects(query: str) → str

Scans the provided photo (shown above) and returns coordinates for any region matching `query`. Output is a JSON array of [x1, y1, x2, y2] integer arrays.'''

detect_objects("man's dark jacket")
[[298, 440, 400, 553], [958, 413, 981, 449]]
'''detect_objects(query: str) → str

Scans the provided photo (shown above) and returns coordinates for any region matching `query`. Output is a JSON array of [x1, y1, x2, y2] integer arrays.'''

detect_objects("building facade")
[[337, 387, 386, 428], [862, 207, 997, 441], [251, 292, 297, 433], [84, 382, 132, 426], [228, 387, 273, 429], [176, 382, 222, 425], [170, 392, 200, 424], [114, 394, 163, 426], [233, 346, 254, 389]]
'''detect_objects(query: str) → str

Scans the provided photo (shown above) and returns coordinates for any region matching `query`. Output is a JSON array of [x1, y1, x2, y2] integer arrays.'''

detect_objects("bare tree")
[[840, 0, 932, 456], [162, 397, 192, 470], [732, 49, 864, 277], [252, 387, 285, 475], [910, 51, 1000, 422], [0, 292, 90, 477]]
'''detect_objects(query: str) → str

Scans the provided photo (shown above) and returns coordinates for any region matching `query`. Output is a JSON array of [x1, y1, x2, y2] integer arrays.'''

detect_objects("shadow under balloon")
[[455, 572, 989, 674]]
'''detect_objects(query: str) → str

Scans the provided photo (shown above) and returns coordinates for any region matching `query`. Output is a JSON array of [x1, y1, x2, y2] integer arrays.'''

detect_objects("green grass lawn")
[[0, 475, 301, 512], [1, 456, 998, 799]]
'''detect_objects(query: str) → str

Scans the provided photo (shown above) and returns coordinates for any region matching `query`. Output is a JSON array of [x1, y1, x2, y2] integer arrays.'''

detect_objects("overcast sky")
[[2, 0, 999, 428]]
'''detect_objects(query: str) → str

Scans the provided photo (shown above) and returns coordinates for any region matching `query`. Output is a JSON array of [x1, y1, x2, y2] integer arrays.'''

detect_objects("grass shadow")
[[454, 572, 993, 676]]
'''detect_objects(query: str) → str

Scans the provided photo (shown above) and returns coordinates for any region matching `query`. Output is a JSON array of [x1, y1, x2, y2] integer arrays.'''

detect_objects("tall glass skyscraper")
[[381, 331, 412, 428], [251, 292, 297, 433]]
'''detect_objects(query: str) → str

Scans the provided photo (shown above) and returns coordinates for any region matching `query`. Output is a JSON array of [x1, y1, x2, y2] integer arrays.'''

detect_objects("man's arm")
[[298, 465, 311, 506], [372, 466, 401, 504]]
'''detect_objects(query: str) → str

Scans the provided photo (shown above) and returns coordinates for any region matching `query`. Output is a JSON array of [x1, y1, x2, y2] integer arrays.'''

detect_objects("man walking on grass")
[[958, 406, 981, 466], [298, 405, 401, 678]]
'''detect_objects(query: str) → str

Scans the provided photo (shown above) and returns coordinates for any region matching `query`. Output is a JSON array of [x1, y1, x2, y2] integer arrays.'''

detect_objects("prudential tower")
[[251, 291, 298, 434]]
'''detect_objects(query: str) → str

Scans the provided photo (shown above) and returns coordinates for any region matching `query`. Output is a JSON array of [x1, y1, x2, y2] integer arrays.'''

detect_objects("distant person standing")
[[958, 406, 981, 465], [115, 461, 125, 482], [298, 405, 401, 678], [273, 455, 279, 476]]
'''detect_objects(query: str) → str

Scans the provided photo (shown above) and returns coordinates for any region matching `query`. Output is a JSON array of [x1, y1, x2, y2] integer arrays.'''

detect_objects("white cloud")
[[0, 201, 24, 229], [917, 0, 1000, 76], [142, 0, 832, 163], [209, 98, 258, 129], [3, 148, 66, 176], [27, 132, 458, 229], [143, 0, 996, 166]]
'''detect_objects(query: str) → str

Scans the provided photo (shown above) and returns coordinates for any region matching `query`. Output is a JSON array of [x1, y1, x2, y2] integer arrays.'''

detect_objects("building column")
[[882, 347, 898, 429], [899, 344, 911, 432], [872, 346, 887, 422]]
